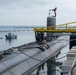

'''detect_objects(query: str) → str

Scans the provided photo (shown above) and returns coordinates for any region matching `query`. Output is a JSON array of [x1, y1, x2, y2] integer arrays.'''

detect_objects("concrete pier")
[[61, 46, 76, 75]]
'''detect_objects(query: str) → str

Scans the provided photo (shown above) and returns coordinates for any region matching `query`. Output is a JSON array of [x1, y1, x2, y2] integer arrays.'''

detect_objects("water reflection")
[[33, 56, 62, 75], [31, 50, 63, 75], [31, 45, 69, 75], [47, 57, 56, 75], [5, 39, 17, 45], [47, 56, 61, 75], [36, 63, 45, 75]]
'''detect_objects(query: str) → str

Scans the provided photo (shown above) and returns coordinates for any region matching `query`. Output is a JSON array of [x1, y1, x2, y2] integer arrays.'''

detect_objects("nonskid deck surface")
[[0, 36, 69, 75]]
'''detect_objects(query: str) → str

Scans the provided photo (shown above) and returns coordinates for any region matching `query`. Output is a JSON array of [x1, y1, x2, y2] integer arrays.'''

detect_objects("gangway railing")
[[34, 22, 76, 33]]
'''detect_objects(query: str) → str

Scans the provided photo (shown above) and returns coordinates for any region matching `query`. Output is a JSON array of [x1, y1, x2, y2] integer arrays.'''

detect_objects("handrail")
[[34, 21, 76, 32], [56, 22, 76, 26]]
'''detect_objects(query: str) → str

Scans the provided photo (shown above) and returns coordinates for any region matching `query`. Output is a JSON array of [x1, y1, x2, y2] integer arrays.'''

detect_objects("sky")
[[0, 0, 76, 26]]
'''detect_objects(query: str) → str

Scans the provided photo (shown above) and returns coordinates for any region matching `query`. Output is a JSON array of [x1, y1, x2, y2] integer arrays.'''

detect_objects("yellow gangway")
[[34, 22, 76, 33]]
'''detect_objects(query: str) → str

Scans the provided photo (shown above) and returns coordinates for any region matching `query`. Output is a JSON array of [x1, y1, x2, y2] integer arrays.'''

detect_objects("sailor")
[[35, 32, 40, 44], [35, 32, 44, 44], [40, 32, 44, 42]]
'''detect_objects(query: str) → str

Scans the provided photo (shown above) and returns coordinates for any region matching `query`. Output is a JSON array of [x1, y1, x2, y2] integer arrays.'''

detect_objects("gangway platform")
[[34, 22, 76, 33]]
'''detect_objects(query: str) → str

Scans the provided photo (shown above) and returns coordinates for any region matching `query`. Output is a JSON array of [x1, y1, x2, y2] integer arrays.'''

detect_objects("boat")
[[5, 33, 17, 39], [0, 37, 3, 39]]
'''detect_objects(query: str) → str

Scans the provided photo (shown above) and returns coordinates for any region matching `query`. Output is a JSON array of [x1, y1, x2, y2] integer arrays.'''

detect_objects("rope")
[[13, 50, 43, 62]]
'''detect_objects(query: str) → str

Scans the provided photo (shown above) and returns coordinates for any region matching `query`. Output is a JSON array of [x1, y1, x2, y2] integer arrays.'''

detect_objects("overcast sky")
[[0, 0, 76, 26]]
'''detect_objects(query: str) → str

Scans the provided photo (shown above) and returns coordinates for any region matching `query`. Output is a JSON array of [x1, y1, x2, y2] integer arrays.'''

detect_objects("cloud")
[[0, 0, 49, 9], [0, 0, 76, 25], [0, 0, 50, 25]]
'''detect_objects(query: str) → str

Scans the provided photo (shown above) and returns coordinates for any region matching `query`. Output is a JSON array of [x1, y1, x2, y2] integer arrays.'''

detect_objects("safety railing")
[[34, 22, 76, 32]]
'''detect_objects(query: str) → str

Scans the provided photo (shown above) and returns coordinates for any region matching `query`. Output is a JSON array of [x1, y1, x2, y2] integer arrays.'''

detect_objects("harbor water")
[[0, 27, 35, 51], [0, 26, 69, 75]]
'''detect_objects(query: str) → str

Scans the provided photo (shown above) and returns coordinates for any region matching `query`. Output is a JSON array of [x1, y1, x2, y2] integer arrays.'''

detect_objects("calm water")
[[32, 44, 69, 75], [0, 28, 35, 51], [0, 27, 69, 75]]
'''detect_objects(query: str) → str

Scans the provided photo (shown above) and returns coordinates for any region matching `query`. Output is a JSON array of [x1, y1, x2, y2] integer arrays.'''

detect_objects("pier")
[[61, 46, 76, 75]]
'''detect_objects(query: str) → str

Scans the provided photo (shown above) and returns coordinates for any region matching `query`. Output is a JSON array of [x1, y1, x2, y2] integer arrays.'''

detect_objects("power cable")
[[12, 38, 76, 51], [13, 50, 43, 62], [7, 38, 70, 62], [4, 37, 76, 62], [13, 37, 69, 50], [13, 49, 67, 62]]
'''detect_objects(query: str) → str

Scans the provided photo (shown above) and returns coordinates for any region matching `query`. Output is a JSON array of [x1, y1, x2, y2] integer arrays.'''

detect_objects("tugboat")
[[5, 33, 17, 39]]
